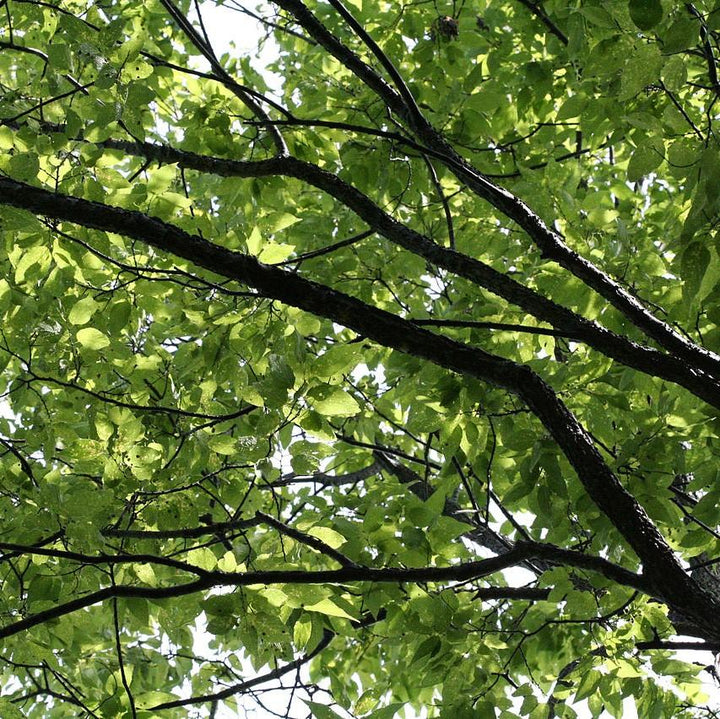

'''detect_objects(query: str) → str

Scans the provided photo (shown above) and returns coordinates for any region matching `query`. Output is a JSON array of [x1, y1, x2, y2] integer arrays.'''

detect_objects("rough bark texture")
[[2, 176, 718, 641]]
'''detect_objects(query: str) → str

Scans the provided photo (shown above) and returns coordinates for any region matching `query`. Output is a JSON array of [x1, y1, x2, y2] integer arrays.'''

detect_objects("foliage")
[[1, 0, 720, 716]]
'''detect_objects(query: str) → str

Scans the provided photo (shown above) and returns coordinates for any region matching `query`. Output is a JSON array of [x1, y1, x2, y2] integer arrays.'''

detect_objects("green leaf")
[[680, 242, 711, 303], [68, 297, 100, 325], [293, 615, 313, 648], [13, 245, 50, 283], [267, 212, 301, 232], [627, 142, 663, 181], [307, 525, 346, 548], [662, 55, 687, 92], [662, 18, 698, 52], [313, 344, 361, 378], [76, 327, 111, 349], [311, 387, 361, 417], [246, 226, 262, 254], [628, 0, 663, 30], [8, 152, 39, 181], [217, 550, 237, 571], [27, 575, 61, 603], [134, 563, 158, 586], [0, 699, 25, 718], [188, 547, 217, 571], [258, 242, 295, 263], [208, 434, 237, 455], [367, 703, 406, 719], [303, 701, 344, 719], [305, 598, 356, 620]]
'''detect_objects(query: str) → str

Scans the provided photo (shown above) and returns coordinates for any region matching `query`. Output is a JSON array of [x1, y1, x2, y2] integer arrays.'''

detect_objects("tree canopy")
[[1, 0, 720, 716]]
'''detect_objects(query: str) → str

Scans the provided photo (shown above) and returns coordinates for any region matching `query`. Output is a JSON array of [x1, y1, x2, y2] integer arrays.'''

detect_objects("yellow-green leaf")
[[69, 297, 99, 325], [76, 327, 111, 350], [312, 389, 360, 417], [208, 434, 237, 455], [307, 526, 346, 549], [305, 598, 356, 620]]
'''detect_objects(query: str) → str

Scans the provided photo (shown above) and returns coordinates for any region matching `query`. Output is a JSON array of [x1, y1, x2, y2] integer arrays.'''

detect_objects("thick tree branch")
[[273, 0, 720, 380], [636, 639, 720, 651], [0, 177, 714, 635], [0, 541, 652, 642], [411, 318, 579, 339], [89, 138, 720, 409]]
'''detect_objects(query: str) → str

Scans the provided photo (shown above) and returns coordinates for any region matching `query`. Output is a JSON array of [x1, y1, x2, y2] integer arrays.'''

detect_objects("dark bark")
[[96, 138, 720, 410], [273, 0, 720, 380], [1, 176, 717, 641]]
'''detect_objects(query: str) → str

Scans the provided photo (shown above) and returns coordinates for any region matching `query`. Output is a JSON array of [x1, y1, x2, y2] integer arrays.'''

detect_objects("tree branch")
[[150, 630, 335, 710], [265, 462, 380, 488], [0, 176, 712, 634], [158, 0, 287, 155], [636, 639, 720, 651], [273, 0, 720, 380], [515, 0, 568, 45], [102, 515, 262, 540], [411, 318, 579, 339], [0, 540, 651, 642], [88, 137, 720, 410], [255, 510, 360, 568]]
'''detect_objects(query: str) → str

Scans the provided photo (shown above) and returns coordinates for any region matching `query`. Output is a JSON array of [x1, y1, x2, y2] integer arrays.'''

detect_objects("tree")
[[1, 0, 720, 715]]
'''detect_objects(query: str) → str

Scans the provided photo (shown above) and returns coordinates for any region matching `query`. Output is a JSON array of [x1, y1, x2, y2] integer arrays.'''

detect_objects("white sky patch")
[[197, 2, 282, 96]]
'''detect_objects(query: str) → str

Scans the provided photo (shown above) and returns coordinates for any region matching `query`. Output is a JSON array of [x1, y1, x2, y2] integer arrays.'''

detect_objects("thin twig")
[[111, 574, 138, 719]]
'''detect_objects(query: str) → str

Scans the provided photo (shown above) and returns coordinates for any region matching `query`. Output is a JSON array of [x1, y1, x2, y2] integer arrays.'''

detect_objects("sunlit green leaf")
[[76, 327, 111, 349], [311, 387, 361, 417], [68, 297, 100, 325]]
